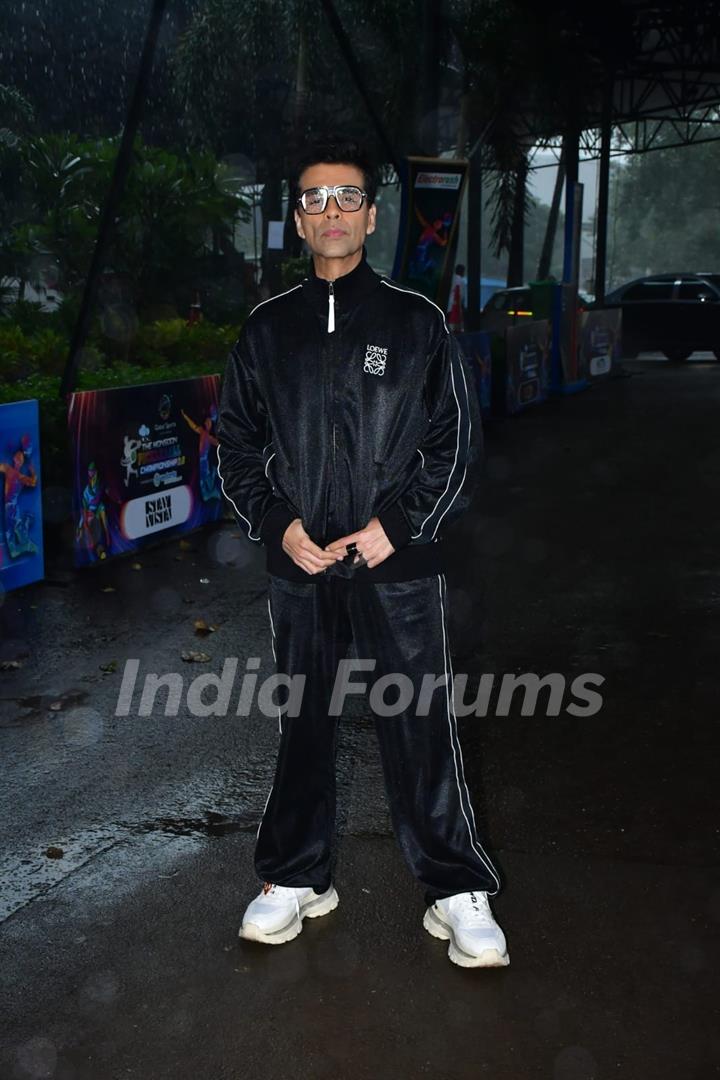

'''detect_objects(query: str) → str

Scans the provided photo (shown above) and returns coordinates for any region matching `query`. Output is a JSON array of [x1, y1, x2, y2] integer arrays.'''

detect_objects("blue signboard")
[[0, 399, 44, 591]]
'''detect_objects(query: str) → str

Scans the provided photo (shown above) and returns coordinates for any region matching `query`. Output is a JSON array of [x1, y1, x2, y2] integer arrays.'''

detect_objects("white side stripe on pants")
[[437, 573, 501, 895], [256, 592, 283, 842]]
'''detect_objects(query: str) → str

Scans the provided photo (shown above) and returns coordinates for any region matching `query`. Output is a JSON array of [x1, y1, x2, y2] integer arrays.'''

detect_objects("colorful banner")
[[455, 331, 492, 416], [580, 308, 622, 378], [68, 375, 223, 568], [391, 156, 469, 313], [504, 320, 551, 414], [0, 399, 44, 591]]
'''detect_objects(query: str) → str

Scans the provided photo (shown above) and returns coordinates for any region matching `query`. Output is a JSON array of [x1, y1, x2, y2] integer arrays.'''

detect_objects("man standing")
[[216, 135, 509, 968], [447, 263, 468, 332]]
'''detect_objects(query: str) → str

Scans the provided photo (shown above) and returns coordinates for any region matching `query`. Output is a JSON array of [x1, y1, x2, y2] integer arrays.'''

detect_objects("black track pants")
[[255, 571, 502, 905]]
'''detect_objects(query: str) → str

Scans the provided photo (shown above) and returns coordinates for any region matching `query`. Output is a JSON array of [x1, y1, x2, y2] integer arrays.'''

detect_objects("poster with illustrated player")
[[68, 375, 223, 568], [391, 156, 468, 314], [0, 399, 44, 591]]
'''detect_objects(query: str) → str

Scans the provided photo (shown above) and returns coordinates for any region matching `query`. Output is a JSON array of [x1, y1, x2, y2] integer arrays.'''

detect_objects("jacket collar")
[[300, 244, 382, 315]]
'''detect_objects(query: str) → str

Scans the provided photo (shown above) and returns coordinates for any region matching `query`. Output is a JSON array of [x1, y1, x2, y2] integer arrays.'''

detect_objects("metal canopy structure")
[[529, 0, 720, 166], [515, 1, 720, 301]]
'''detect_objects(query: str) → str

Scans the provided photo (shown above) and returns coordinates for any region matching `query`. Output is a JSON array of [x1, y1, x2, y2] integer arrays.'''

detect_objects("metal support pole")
[[319, 0, 402, 177], [507, 155, 527, 287], [562, 127, 579, 283], [537, 146, 565, 280], [466, 148, 482, 329], [60, 0, 169, 399], [418, 0, 442, 155], [594, 77, 613, 302]]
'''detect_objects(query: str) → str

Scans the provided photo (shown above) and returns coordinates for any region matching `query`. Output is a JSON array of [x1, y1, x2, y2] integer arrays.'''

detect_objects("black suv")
[[600, 273, 720, 362]]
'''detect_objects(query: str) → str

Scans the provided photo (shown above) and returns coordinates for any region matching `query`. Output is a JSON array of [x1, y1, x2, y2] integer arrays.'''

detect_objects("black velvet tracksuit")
[[216, 245, 502, 903]]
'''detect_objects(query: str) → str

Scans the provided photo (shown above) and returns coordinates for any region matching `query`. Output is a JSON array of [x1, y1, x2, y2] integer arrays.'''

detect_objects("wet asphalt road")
[[1, 357, 719, 1079]]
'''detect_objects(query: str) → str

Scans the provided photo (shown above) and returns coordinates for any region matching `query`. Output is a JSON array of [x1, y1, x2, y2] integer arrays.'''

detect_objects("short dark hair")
[[291, 134, 379, 207]]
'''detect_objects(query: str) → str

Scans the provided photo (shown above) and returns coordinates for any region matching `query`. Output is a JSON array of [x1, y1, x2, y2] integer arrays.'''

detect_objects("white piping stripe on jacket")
[[380, 280, 470, 541], [217, 443, 262, 542], [217, 286, 304, 542], [380, 278, 450, 333], [413, 356, 469, 540], [437, 573, 501, 895], [425, 356, 471, 539], [247, 283, 304, 319]]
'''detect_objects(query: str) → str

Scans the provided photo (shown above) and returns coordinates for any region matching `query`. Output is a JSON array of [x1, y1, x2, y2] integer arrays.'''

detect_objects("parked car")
[[598, 273, 720, 362], [479, 285, 592, 337]]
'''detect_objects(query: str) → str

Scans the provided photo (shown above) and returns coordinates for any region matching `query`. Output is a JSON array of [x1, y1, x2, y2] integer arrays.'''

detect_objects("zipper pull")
[[327, 280, 335, 333]]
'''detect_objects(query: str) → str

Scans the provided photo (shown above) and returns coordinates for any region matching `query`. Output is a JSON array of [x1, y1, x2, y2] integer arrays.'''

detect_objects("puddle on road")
[[0, 809, 257, 924], [0, 689, 91, 727], [1, 711, 394, 923]]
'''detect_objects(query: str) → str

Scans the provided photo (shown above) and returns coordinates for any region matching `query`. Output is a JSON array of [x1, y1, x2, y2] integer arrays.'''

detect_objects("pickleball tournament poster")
[[391, 157, 469, 314], [0, 398, 45, 591], [68, 375, 224, 568]]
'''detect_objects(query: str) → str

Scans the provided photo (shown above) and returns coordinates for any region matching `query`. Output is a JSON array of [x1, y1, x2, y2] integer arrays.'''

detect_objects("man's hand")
[[282, 518, 345, 575], [324, 517, 395, 569]]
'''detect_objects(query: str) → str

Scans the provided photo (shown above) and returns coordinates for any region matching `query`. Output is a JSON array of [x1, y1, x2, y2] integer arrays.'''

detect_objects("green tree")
[[7, 132, 251, 317], [606, 130, 720, 288]]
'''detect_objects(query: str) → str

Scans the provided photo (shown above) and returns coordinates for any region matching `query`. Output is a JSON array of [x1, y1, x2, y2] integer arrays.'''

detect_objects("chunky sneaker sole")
[[239, 885, 339, 945], [423, 904, 510, 968]]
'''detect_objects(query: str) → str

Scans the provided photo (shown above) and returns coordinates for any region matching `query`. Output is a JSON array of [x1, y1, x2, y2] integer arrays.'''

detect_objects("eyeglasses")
[[296, 185, 367, 214]]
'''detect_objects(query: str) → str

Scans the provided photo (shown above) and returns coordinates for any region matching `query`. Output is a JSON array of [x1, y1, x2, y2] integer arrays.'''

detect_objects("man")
[[447, 263, 468, 332], [216, 135, 509, 969]]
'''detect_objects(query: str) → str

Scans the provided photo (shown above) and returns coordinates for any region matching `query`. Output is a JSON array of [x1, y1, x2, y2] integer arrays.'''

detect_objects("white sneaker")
[[423, 890, 510, 968], [239, 882, 339, 945]]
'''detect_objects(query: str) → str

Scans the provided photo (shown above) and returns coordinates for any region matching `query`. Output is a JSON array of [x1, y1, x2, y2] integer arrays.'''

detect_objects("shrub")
[[0, 320, 243, 490]]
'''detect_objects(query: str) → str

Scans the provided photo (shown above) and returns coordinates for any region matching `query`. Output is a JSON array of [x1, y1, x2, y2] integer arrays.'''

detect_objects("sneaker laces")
[[262, 882, 302, 921], [452, 891, 496, 927]]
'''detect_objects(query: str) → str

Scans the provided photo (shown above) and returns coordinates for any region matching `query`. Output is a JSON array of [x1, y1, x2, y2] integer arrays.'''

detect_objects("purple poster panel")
[[68, 375, 223, 568], [0, 399, 44, 591]]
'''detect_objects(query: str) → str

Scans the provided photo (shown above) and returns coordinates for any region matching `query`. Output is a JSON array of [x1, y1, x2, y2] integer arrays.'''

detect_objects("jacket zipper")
[[327, 280, 335, 333], [328, 280, 337, 536]]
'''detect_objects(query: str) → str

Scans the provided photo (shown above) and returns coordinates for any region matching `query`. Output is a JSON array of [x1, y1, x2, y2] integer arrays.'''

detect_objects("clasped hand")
[[281, 516, 395, 576]]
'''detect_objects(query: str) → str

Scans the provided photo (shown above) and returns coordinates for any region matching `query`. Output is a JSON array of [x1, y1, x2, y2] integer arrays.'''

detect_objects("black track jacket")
[[215, 245, 482, 583]]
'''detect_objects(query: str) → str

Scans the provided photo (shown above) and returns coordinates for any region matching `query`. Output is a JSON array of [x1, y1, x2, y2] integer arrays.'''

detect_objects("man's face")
[[294, 162, 376, 260]]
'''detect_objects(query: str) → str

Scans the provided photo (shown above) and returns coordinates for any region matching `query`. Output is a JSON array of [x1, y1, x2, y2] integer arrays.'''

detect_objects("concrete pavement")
[[1, 357, 718, 1079]]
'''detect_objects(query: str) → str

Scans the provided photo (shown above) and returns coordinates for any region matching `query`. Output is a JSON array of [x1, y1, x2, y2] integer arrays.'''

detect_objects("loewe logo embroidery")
[[364, 344, 387, 375]]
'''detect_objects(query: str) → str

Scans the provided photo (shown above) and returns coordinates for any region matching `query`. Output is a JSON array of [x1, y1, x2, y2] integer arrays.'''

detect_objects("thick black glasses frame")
[[296, 185, 368, 214]]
